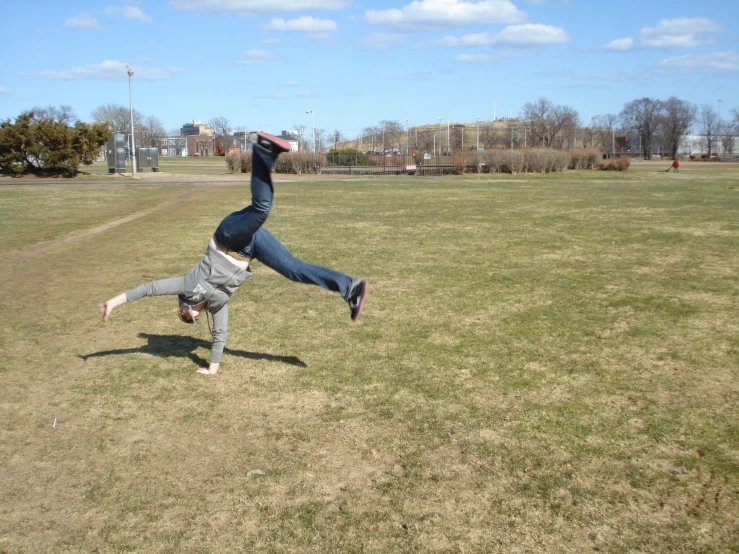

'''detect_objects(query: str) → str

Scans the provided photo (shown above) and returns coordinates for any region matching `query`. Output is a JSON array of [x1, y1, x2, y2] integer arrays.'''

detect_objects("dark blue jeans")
[[214, 144, 354, 300]]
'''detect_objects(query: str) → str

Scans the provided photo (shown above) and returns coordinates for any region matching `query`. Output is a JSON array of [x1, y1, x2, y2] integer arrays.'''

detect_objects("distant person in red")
[[672, 159, 679, 173]]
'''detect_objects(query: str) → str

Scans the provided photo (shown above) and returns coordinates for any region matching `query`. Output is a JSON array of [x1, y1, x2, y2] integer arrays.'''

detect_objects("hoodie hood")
[[181, 243, 251, 308]]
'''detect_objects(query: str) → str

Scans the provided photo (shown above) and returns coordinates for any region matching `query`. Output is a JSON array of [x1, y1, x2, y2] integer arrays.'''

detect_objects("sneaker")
[[257, 132, 291, 154], [348, 280, 368, 321]]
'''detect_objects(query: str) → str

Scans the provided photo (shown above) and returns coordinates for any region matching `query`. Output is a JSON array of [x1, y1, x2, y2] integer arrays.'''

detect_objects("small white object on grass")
[[52, 418, 57, 429]]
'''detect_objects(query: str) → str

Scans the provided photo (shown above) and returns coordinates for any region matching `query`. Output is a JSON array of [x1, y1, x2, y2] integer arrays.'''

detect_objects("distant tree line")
[[357, 97, 739, 161]]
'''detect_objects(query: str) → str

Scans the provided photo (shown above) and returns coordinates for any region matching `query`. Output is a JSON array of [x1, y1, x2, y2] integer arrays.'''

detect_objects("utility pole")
[[476, 116, 481, 150], [126, 65, 136, 176], [437, 116, 443, 158], [306, 110, 315, 153]]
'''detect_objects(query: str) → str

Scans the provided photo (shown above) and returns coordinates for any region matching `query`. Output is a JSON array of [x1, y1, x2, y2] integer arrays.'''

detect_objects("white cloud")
[[0, 86, 9, 94], [169, 0, 350, 15], [64, 13, 102, 31], [28, 60, 180, 81], [238, 49, 278, 64], [640, 17, 722, 48], [360, 32, 407, 52], [604, 37, 634, 51], [263, 16, 336, 39], [655, 51, 739, 74], [121, 5, 154, 23], [364, 0, 526, 30], [438, 24, 569, 47], [296, 90, 312, 97], [102, 5, 154, 23], [281, 80, 299, 86]]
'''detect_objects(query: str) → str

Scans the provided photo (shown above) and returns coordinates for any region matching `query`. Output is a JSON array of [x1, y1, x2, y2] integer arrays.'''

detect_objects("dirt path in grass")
[[0, 189, 202, 270]]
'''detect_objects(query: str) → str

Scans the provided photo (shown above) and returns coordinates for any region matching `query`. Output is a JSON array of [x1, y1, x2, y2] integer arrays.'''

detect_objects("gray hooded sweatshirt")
[[125, 242, 252, 363]]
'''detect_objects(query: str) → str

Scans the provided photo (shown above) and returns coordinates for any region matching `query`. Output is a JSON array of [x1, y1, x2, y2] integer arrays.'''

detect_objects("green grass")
[[0, 162, 737, 552], [80, 155, 234, 176]]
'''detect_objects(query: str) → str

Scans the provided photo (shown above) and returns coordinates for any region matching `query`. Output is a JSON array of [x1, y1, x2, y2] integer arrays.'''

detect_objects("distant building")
[[160, 136, 187, 157], [180, 120, 215, 136], [186, 135, 215, 156]]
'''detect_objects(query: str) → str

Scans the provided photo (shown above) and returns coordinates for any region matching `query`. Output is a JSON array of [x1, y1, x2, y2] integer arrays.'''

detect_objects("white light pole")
[[406, 118, 410, 157], [718, 99, 723, 156], [306, 110, 315, 153], [476, 116, 481, 150], [126, 65, 136, 175], [447, 119, 450, 154], [437, 116, 443, 158]]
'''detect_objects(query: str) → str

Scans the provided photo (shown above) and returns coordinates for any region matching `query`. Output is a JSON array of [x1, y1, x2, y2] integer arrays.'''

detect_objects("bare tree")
[[659, 97, 697, 159], [331, 129, 342, 150], [699, 104, 720, 158], [140, 116, 167, 148], [521, 97, 579, 148], [30, 105, 78, 125], [91, 103, 144, 134], [292, 124, 308, 151], [551, 105, 580, 149], [721, 134, 735, 156], [209, 117, 230, 137], [620, 97, 664, 159], [522, 97, 552, 146], [314, 128, 326, 153], [479, 124, 500, 149], [362, 126, 381, 152], [380, 120, 403, 152], [731, 107, 739, 132], [592, 114, 617, 157]]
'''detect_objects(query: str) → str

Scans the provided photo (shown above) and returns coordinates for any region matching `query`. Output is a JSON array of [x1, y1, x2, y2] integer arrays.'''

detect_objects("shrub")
[[463, 150, 485, 173], [273, 152, 326, 174], [0, 112, 110, 177], [568, 147, 603, 169], [525, 148, 569, 173], [225, 151, 241, 173], [326, 148, 369, 166], [596, 156, 630, 171], [240, 151, 252, 173], [615, 156, 630, 171]]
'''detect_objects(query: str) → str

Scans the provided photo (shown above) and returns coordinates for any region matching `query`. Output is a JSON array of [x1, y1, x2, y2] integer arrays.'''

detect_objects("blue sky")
[[1, 0, 737, 137]]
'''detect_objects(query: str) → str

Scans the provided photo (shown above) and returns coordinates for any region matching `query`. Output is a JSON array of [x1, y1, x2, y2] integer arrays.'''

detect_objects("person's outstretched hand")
[[99, 293, 128, 323]]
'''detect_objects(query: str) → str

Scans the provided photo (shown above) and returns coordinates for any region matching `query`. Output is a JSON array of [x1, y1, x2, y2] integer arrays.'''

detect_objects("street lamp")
[[306, 110, 315, 153], [437, 116, 443, 158], [718, 99, 723, 156], [476, 116, 481, 150], [126, 65, 136, 176], [406, 118, 410, 157]]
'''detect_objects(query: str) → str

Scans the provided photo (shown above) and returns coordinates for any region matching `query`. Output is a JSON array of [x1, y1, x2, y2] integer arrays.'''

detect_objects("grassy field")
[[1, 163, 737, 552]]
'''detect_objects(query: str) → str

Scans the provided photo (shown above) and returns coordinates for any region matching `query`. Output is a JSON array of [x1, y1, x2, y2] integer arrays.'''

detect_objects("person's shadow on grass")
[[80, 332, 307, 368]]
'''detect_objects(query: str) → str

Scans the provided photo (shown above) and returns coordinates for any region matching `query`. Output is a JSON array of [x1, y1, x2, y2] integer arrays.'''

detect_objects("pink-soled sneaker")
[[257, 132, 291, 154]]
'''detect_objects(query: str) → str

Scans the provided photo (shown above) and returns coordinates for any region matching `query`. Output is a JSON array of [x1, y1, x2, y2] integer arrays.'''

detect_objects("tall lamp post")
[[437, 116, 443, 158], [406, 118, 410, 157], [126, 65, 136, 176], [306, 110, 315, 153], [718, 99, 723, 156], [476, 116, 481, 150]]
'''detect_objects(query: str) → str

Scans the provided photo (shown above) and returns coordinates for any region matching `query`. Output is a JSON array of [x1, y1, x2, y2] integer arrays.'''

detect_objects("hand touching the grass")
[[99, 293, 128, 322]]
